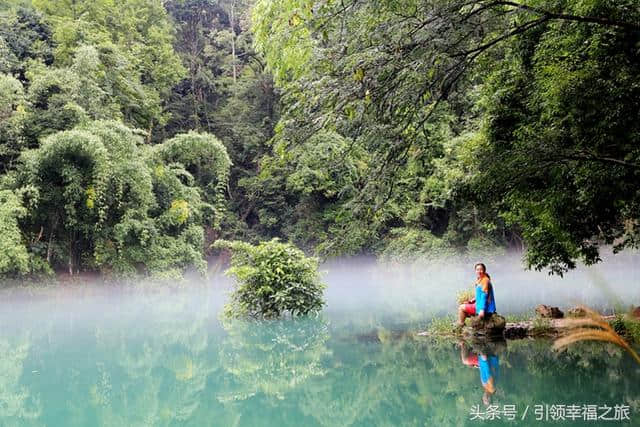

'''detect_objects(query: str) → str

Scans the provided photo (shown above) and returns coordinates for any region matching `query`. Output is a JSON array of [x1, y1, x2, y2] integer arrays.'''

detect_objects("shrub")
[[214, 238, 326, 318], [456, 289, 474, 305], [153, 131, 231, 229]]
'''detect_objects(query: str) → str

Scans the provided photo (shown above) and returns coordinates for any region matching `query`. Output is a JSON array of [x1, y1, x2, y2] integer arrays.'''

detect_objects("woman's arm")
[[476, 278, 490, 317]]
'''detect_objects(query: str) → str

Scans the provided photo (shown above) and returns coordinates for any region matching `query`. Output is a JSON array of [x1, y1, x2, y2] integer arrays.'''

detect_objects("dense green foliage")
[[252, 0, 640, 274], [1, 0, 638, 278], [4, 120, 230, 277], [0, 190, 30, 275], [214, 239, 326, 318], [0, 1, 233, 278]]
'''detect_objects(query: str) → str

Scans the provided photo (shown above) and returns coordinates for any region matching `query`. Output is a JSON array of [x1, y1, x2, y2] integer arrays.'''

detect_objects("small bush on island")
[[213, 238, 326, 319]]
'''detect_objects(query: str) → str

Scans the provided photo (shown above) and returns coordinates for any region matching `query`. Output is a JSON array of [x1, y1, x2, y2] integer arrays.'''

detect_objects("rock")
[[631, 306, 640, 319], [566, 307, 587, 318], [535, 304, 564, 319], [470, 313, 506, 337], [503, 322, 529, 339]]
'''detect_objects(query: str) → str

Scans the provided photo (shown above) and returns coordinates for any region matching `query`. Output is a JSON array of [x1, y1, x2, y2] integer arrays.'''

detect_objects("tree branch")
[[493, 0, 640, 31]]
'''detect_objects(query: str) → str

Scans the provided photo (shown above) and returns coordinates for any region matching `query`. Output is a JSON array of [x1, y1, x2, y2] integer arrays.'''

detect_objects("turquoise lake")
[[1, 255, 639, 426]]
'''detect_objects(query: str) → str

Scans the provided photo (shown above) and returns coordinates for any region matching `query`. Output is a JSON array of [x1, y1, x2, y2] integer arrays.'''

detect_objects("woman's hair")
[[474, 262, 491, 279]]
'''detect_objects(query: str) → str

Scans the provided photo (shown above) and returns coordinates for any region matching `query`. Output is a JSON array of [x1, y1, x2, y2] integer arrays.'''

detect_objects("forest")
[[1, 0, 638, 279]]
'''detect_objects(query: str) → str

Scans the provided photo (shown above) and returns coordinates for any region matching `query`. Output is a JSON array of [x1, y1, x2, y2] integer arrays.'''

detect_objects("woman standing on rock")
[[456, 262, 497, 328]]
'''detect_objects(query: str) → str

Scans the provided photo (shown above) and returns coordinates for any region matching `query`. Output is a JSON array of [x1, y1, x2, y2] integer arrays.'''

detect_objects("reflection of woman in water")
[[460, 341, 499, 405], [457, 262, 497, 328], [478, 353, 499, 404]]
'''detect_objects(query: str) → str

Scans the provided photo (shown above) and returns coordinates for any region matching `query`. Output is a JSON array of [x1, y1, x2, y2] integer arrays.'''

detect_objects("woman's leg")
[[458, 304, 467, 326], [458, 302, 476, 326]]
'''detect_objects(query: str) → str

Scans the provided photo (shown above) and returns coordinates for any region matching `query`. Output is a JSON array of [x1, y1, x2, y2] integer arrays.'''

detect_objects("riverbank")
[[419, 310, 640, 344]]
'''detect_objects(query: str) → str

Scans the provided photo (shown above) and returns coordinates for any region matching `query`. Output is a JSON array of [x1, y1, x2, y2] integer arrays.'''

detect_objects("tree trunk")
[[230, 1, 237, 89], [46, 217, 58, 264], [68, 231, 75, 276]]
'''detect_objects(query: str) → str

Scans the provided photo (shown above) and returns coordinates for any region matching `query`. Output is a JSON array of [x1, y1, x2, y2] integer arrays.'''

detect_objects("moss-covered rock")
[[469, 314, 506, 337]]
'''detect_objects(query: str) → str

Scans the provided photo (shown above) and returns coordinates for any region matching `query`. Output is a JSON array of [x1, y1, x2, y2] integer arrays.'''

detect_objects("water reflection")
[[0, 334, 41, 423], [0, 286, 638, 426], [459, 340, 503, 405], [218, 317, 331, 402]]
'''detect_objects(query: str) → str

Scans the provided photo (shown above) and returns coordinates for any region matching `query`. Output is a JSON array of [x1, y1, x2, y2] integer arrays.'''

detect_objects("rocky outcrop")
[[535, 304, 564, 319], [468, 314, 506, 338], [502, 322, 530, 339]]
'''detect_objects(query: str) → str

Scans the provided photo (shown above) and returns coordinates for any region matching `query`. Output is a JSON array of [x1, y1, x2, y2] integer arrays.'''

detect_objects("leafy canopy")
[[214, 238, 326, 318]]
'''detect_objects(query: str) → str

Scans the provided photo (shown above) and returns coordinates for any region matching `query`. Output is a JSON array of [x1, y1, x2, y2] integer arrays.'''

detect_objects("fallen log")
[[504, 315, 617, 338]]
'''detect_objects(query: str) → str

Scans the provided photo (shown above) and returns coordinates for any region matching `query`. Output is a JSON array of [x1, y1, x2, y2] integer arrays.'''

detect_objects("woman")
[[456, 262, 497, 328]]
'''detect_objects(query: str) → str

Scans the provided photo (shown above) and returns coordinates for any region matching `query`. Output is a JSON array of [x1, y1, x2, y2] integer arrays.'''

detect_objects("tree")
[[0, 189, 30, 275], [29, 0, 185, 133], [474, 2, 640, 273], [19, 128, 108, 273], [7, 121, 231, 277], [153, 131, 231, 229], [0, 73, 27, 172], [163, 0, 280, 246], [253, 0, 640, 272], [214, 238, 326, 318], [0, 4, 54, 79]]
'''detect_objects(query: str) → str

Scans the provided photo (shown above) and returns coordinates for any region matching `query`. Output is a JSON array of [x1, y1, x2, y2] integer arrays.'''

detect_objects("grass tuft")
[[531, 317, 553, 335], [425, 314, 458, 337], [553, 305, 640, 365]]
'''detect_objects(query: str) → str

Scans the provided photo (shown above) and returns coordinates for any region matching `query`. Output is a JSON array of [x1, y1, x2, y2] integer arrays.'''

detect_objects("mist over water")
[[322, 250, 640, 329], [0, 249, 638, 426], [2, 249, 638, 332]]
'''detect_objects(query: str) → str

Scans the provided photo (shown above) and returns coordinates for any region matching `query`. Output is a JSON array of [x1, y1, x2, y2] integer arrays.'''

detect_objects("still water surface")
[[1, 255, 639, 426]]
